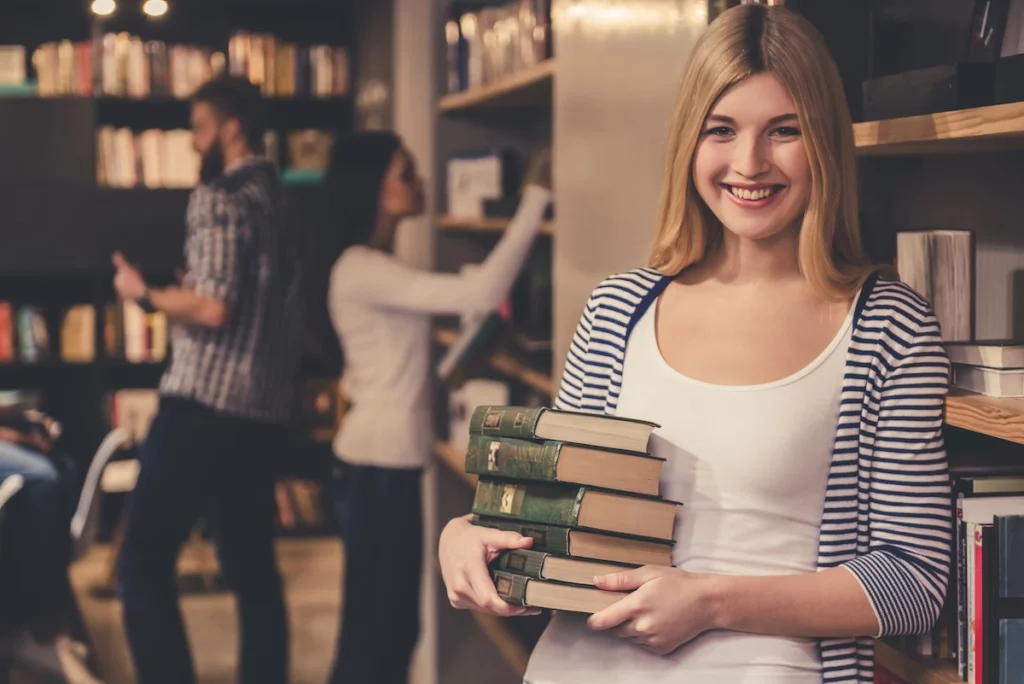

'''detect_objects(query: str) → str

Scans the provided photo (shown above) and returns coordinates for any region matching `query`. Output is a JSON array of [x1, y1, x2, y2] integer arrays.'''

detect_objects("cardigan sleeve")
[[842, 308, 953, 637], [553, 291, 597, 412]]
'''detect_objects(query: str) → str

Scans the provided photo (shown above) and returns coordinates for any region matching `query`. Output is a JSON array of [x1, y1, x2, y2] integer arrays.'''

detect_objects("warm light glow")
[[142, 0, 168, 17], [90, 0, 116, 16]]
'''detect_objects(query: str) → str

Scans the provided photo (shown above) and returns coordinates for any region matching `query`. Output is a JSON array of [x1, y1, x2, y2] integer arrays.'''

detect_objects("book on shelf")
[[472, 516, 673, 566], [946, 340, 1024, 370], [105, 301, 168, 363], [60, 304, 96, 363], [97, 126, 199, 189], [491, 568, 622, 614], [896, 229, 974, 342], [228, 31, 349, 98], [443, 0, 551, 94], [0, 45, 26, 86], [465, 434, 664, 496], [470, 405, 657, 454], [0, 303, 13, 363], [953, 365, 1024, 397], [16, 306, 50, 363]]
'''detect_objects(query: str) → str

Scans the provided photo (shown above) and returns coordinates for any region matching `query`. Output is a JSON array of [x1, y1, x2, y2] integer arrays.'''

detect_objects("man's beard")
[[199, 144, 225, 184]]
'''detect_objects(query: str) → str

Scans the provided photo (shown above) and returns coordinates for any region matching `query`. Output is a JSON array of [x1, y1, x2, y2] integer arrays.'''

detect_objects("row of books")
[[30, 36, 222, 99], [444, 0, 552, 94], [228, 32, 349, 98], [459, 405, 677, 613], [889, 461, 1024, 683], [97, 126, 198, 189], [0, 301, 168, 365]]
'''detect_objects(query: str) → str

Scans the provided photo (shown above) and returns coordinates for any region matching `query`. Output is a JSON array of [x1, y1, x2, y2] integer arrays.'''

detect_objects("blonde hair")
[[649, 4, 881, 300]]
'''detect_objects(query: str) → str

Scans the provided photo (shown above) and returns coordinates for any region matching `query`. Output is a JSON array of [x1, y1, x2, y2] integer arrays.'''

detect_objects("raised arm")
[[331, 185, 551, 316]]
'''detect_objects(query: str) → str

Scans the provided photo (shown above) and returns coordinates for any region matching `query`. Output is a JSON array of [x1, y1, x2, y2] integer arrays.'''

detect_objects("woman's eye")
[[771, 126, 801, 138], [705, 126, 734, 137]]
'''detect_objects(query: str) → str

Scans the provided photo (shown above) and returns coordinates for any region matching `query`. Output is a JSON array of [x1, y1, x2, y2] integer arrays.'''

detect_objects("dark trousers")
[[330, 464, 422, 684], [0, 442, 74, 630], [117, 397, 288, 684]]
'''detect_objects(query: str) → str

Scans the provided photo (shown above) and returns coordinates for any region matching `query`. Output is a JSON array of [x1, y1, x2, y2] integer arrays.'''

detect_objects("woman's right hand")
[[439, 515, 540, 617]]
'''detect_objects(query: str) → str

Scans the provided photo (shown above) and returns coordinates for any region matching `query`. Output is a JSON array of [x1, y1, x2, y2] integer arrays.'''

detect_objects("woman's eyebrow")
[[705, 113, 799, 125]]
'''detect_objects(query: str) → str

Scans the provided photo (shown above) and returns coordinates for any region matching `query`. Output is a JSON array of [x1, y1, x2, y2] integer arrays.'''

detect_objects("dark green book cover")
[[465, 434, 565, 481], [471, 516, 574, 556], [469, 405, 546, 440], [493, 549, 549, 580], [472, 478, 585, 527], [492, 569, 530, 606]]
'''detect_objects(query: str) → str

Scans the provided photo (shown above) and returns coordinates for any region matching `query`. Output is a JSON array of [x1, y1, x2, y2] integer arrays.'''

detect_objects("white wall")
[[552, 0, 709, 379]]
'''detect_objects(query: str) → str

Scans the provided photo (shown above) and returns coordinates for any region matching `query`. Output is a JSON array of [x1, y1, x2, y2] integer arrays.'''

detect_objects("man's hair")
[[192, 75, 267, 153]]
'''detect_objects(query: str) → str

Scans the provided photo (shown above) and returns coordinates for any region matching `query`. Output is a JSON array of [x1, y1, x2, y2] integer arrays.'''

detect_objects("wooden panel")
[[434, 441, 477, 488], [873, 641, 960, 684], [433, 328, 554, 396], [855, 102, 1024, 155], [439, 60, 554, 112], [946, 391, 1024, 446], [437, 215, 554, 236]]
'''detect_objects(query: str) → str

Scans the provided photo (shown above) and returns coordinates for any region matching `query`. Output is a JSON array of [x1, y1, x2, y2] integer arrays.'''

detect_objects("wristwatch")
[[137, 287, 157, 314]]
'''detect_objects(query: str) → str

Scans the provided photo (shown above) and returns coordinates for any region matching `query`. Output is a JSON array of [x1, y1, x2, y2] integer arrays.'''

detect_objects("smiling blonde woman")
[[438, 5, 952, 684]]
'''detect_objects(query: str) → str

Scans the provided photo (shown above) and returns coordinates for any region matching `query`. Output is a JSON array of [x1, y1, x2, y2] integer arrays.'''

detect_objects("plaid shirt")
[[160, 158, 302, 423]]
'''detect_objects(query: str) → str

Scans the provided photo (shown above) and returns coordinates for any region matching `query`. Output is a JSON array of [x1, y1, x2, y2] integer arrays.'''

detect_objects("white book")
[[953, 364, 1024, 397], [897, 230, 973, 342], [946, 340, 1024, 369]]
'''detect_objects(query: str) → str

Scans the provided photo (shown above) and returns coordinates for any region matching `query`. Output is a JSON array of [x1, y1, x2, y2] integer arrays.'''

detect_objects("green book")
[[471, 478, 677, 541], [464, 434, 663, 496], [493, 549, 631, 587], [491, 569, 622, 614], [469, 405, 658, 454], [472, 516, 672, 566]]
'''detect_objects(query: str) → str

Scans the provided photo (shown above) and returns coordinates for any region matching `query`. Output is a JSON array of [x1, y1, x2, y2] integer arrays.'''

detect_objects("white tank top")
[[525, 296, 853, 684]]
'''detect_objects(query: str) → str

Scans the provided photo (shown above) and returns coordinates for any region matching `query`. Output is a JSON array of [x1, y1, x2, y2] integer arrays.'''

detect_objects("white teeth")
[[729, 186, 776, 201]]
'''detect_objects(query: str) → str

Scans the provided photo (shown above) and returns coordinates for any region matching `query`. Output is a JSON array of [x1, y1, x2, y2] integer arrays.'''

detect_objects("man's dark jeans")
[[117, 397, 288, 684]]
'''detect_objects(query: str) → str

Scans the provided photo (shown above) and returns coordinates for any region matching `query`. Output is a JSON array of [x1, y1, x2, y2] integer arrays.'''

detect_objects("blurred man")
[[112, 75, 302, 684]]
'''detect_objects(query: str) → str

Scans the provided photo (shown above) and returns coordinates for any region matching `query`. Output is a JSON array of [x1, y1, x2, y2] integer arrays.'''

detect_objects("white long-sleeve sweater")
[[327, 185, 552, 468]]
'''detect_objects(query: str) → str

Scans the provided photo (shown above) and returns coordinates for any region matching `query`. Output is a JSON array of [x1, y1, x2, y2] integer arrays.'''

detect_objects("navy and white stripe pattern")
[[161, 159, 303, 423], [553, 268, 952, 684]]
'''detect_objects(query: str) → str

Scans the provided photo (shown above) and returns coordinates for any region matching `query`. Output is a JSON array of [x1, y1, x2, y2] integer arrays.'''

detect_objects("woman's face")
[[379, 147, 426, 220], [692, 72, 811, 243]]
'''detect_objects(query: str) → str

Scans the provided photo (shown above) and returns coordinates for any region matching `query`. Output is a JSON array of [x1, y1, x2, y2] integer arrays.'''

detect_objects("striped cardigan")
[[551, 268, 953, 684]]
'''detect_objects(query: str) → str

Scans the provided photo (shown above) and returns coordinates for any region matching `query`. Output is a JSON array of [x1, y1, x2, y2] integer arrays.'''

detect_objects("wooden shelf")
[[946, 391, 1024, 446], [437, 214, 554, 236], [433, 328, 554, 396], [439, 60, 554, 112], [433, 441, 477, 488], [854, 102, 1024, 155], [874, 641, 961, 684]]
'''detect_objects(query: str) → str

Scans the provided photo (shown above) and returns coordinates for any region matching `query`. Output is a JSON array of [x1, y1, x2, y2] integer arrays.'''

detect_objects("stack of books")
[[947, 340, 1024, 397], [462, 405, 678, 614]]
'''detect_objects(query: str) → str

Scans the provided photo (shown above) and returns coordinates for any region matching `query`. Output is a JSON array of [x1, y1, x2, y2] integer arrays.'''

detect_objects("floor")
[[68, 538, 343, 684]]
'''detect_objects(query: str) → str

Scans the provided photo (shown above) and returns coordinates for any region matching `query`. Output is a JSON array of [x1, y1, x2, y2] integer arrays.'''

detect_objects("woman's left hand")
[[587, 566, 721, 656]]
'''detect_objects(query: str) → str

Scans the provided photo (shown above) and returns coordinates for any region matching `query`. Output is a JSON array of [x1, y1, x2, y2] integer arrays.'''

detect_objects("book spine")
[[472, 479, 584, 527], [471, 516, 572, 555], [468, 405, 544, 439], [491, 569, 530, 606], [464, 434, 561, 480], [493, 549, 548, 579]]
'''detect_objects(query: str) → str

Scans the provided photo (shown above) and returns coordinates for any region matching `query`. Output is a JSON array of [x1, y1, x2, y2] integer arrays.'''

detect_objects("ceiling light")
[[91, 0, 116, 16], [142, 0, 168, 17]]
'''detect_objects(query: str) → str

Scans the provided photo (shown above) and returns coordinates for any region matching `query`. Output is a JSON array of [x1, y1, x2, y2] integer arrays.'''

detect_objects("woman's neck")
[[702, 224, 802, 287], [368, 214, 400, 253]]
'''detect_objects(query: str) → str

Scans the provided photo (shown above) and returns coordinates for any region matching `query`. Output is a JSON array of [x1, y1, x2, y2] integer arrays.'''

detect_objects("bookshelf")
[[438, 59, 554, 112], [432, 328, 554, 396], [873, 641, 961, 684], [945, 391, 1024, 446], [854, 101, 1024, 156], [437, 214, 555, 236]]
